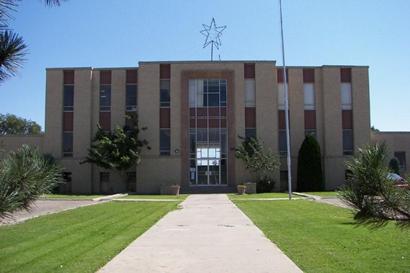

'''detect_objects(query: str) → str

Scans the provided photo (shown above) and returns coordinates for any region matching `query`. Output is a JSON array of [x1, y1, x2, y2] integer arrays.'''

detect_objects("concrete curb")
[[93, 193, 128, 202], [233, 197, 305, 201], [112, 198, 181, 202], [292, 192, 321, 200]]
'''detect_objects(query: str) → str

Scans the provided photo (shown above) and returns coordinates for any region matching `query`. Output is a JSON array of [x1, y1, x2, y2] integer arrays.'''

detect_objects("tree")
[[0, 113, 41, 135], [235, 137, 280, 193], [339, 143, 410, 227], [389, 157, 400, 175], [297, 135, 324, 191], [0, 145, 61, 218], [82, 115, 149, 184], [0, 0, 64, 83]]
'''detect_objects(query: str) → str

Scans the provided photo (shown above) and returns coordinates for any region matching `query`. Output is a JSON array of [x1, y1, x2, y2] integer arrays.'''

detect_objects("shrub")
[[339, 143, 410, 227], [389, 157, 400, 175], [235, 137, 280, 193], [0, 145, 61, 218], [297, 135, 324, 191]]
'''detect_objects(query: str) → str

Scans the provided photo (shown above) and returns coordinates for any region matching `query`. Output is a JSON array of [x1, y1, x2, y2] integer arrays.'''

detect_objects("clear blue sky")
[[0, 0, 409, 131]]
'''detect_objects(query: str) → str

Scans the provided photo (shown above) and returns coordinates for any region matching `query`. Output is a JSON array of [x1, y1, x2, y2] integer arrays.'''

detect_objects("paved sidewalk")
[[98, 194, 303, 273], [0, 200, 95, 225]]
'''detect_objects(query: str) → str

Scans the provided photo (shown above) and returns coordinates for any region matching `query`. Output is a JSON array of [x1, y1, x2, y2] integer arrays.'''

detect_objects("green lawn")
[[40, 194, 104, 200], [303, 191, 339, 198], [119, 194, 189, 200], [228, 192, 291, 200], [233, 199, 410, 273], [0, 201, 177, 273]]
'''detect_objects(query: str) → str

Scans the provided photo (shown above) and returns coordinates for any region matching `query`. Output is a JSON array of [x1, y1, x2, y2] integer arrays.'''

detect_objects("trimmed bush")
[[297, 135, 324, 191]]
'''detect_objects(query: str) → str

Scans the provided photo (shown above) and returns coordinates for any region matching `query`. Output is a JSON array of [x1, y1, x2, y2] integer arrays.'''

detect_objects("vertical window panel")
[[304, 110, 316, 129], [126, 69, 138, 84], [63, 112, 74, 132], [160, 79, 171, 107], [245, 107, 256, 128], [278, 83, 285, 110], [245, 128, 256, 139], [341, 83, 352, 110], [160, 108, 171, 128], [340, 68, 352, 83], [100, 70, 111, 85], [99, 112, 111, 131], [63, 132, 73, 157], [303, 83, 315, 110], [244, 79, 256, 107], [63, 85, 74, 111], [277, 68, 288, 83], [99, 85, 111, 111], [244, 63, 255, 79], [160, 64, 171, 79], [126, 85, 137, 111], [343, 129, 354, 155], [63, 70, 74, 85], [303, 68, 315, 83], [160, 129, 171, 155], [279, 130, 287, 155], [342, 110, 353, 129], [278, 110, 286, 129]]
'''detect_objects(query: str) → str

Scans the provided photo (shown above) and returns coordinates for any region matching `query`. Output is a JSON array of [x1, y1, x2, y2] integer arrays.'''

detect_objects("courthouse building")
[[1, 60, 408, 194]]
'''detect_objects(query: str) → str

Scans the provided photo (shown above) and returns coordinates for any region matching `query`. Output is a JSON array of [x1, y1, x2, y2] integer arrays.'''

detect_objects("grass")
[[302, 191, 339, 198], [40, 194, 104, 200], [233, 199, 410, 273], [0, 201, 178, 273], [228, 192, 290, 200], [119, 194, 189, 200]]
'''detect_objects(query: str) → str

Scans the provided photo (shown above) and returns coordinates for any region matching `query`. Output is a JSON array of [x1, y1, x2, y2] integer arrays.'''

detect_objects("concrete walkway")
[[98, 194, 303, 273], [0, 200, 95, 225]]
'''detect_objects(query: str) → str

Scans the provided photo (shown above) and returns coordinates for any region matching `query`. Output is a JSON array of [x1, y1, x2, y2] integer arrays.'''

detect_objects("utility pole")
[[279, 0, 292, 200]]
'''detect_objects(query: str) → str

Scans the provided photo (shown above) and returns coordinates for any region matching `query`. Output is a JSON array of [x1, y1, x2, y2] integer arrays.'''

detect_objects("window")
[[279, 130, 287, 156], [245, 128, 256, 139], [62, 172, 72, 183], [100, 85, 111, 111], [303, 83, 315, 110], [63, 132, 73, 157], [244, 79, 256, 107], [160, 80, 170, 107], [100, 172, 110, 183], [343, 129, 353, 155], [63, 85, 74, 111], [126, 85, 137, 111], [341, 83, 352, 110], [126, 172, 136, 192], [394, 152, 407, 170], [160, 129, 171, 155], [278, 83, 285, 110]]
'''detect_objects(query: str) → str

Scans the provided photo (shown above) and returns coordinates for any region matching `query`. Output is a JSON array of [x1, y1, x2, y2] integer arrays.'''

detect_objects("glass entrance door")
[[189, 79, 228, 185]]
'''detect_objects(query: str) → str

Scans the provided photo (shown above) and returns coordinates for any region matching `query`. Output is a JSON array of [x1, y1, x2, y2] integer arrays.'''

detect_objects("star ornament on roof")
[[200, 18, 226, 60]]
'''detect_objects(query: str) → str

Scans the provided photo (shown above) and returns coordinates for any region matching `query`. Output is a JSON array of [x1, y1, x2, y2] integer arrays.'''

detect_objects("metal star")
[[200, 18, 226, 50]]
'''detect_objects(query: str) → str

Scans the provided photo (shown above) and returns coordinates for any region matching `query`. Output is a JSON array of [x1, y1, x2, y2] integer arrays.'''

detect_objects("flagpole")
[[279, 0, 292, 200]]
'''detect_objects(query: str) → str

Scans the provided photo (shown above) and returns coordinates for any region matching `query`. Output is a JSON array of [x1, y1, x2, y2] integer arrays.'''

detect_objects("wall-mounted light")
[[174, 149, 180, 154]]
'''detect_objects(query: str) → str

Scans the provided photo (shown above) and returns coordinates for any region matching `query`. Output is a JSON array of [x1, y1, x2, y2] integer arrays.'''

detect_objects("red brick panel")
[[340, 68, 352, 83], [126, 69, 138, 84], [342, 110, 353, 129], [160, 64, 171, 79], [63, 112, 73, 131], [63, 70, 74, 85], [244, 63, 255, 79], [99, 112, 111, 131], [277, 68, 289, 83], [160, 108, 171, 128], [304, 110, 316, 129], [303, 68, 315, 83], [100, 70, 112, 85], [245, 107, 256, 128], [278, 110, 286, 129]]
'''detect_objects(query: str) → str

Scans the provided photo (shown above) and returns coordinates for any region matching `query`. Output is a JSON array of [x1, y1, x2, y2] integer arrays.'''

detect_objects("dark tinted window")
[[63, 132, 73, 156], [126, 85, 137, 110], [343, 129, 353, 155], [394, 151, 406, 170], [160, 129, 171, 155], [100, 85, 111, 111], [160, 80, 170, 107], [245, 128, 256, 140], [279, 130, 287, 155], [63, 85, 74, 111]]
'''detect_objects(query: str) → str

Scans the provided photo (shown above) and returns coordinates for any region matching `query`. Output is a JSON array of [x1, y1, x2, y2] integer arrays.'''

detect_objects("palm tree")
[[0, 0, 64, 83]]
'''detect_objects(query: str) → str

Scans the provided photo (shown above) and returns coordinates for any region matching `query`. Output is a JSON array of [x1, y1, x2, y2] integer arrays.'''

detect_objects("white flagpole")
[[279, 0, 292, 200]]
